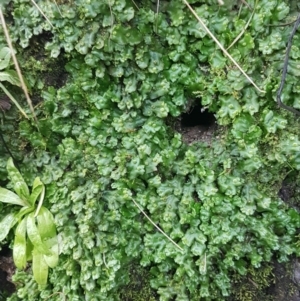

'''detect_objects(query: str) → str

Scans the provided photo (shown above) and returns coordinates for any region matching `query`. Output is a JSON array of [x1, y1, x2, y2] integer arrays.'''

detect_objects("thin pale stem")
[[53, 0, 63, 17], [227, 0, 257, 50], [0, 83, 28, 118], [154, 0, 160, 33], [131, 0, 139, 10], [240, 0, 253, 10], [182, 0, 265, 94], [34, 185, 45, 217], [0, 8, 37, 121], [30, 0, 54, 29], [131, 198, 184, 252]]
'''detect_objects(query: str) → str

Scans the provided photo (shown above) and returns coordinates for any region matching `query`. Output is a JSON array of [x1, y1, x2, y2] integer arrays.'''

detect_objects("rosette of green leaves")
[[0, 158, 58, 287]]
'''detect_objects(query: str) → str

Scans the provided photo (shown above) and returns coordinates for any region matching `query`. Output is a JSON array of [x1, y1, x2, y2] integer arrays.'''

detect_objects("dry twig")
[[182, 0, 265, 94], [131, 198, 184, 252], [0, 8, 36, 121], [227, 0, 257, 50]]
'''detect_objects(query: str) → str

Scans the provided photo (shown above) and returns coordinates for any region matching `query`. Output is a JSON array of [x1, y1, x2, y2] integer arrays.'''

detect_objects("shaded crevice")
[[181, 104, 216, 128], [175, 103, 218, 145]]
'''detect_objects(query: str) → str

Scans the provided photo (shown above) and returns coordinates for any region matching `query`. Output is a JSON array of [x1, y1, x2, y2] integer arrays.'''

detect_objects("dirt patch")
[[0, 251, 16, 298], [229, 259, 300, 301], [175, 104, 219, 144], [267, 259, 300, 301], [176, 122, 219, 145]]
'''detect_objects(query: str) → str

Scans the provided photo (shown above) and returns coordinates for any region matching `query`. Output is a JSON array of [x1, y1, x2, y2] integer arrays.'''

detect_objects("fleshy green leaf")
[[0, 70, 21, 86], [6, 158, 30, 202], [191, 242, 206, 256], [26, 212, 52, 256], [43, 237, 59, 268], [29, 177, 45, 207], [0, 187, 28, 207], [36, 207, 56, 240], [148, 51, 164, 74], [32, 250, 49, 286], [0, 213, 17, 241], [217, 96, 242, 121], [15, 206, 35, 221], [263, 110, 287, 133], [13, 217, 27, 269], [0, 47, 11, 70], [26, 237, 34, 262]]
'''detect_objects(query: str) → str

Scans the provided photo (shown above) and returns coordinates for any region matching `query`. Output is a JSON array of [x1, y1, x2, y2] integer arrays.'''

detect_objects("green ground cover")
[[0, 0, 300, 300]]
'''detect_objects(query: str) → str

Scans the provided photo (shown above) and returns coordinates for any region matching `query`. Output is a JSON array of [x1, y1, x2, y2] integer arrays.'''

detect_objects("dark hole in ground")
[[181, 104, 216, 128], [175, 104, 218, 145]]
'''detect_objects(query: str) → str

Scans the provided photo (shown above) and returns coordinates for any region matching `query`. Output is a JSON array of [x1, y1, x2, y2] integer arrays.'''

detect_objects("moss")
[[230, 259, 300, 301], [270, 260, 300, 301], [229, 263, 274, 301], [118, 264, 158, 301], [15, 32, 68, 94]]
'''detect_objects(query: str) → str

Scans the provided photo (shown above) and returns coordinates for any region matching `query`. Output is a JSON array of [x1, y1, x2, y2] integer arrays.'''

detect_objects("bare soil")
[[0, 252, 16, 298]]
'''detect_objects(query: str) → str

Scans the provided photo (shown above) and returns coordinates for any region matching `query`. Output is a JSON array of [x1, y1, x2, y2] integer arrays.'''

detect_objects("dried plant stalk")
[[131, 198, 184, 252], [0, 7, 36, 121], [182, 0, 265, 94]]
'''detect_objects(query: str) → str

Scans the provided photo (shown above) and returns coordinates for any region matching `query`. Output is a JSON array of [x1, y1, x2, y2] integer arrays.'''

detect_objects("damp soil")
[[0, 247, 16, 299], [268, 259, 300, 301], [175, 104, 220, 145]]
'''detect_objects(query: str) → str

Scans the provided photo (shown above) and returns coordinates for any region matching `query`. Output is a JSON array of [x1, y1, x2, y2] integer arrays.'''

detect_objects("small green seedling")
[[0, 158, 58, 287]]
